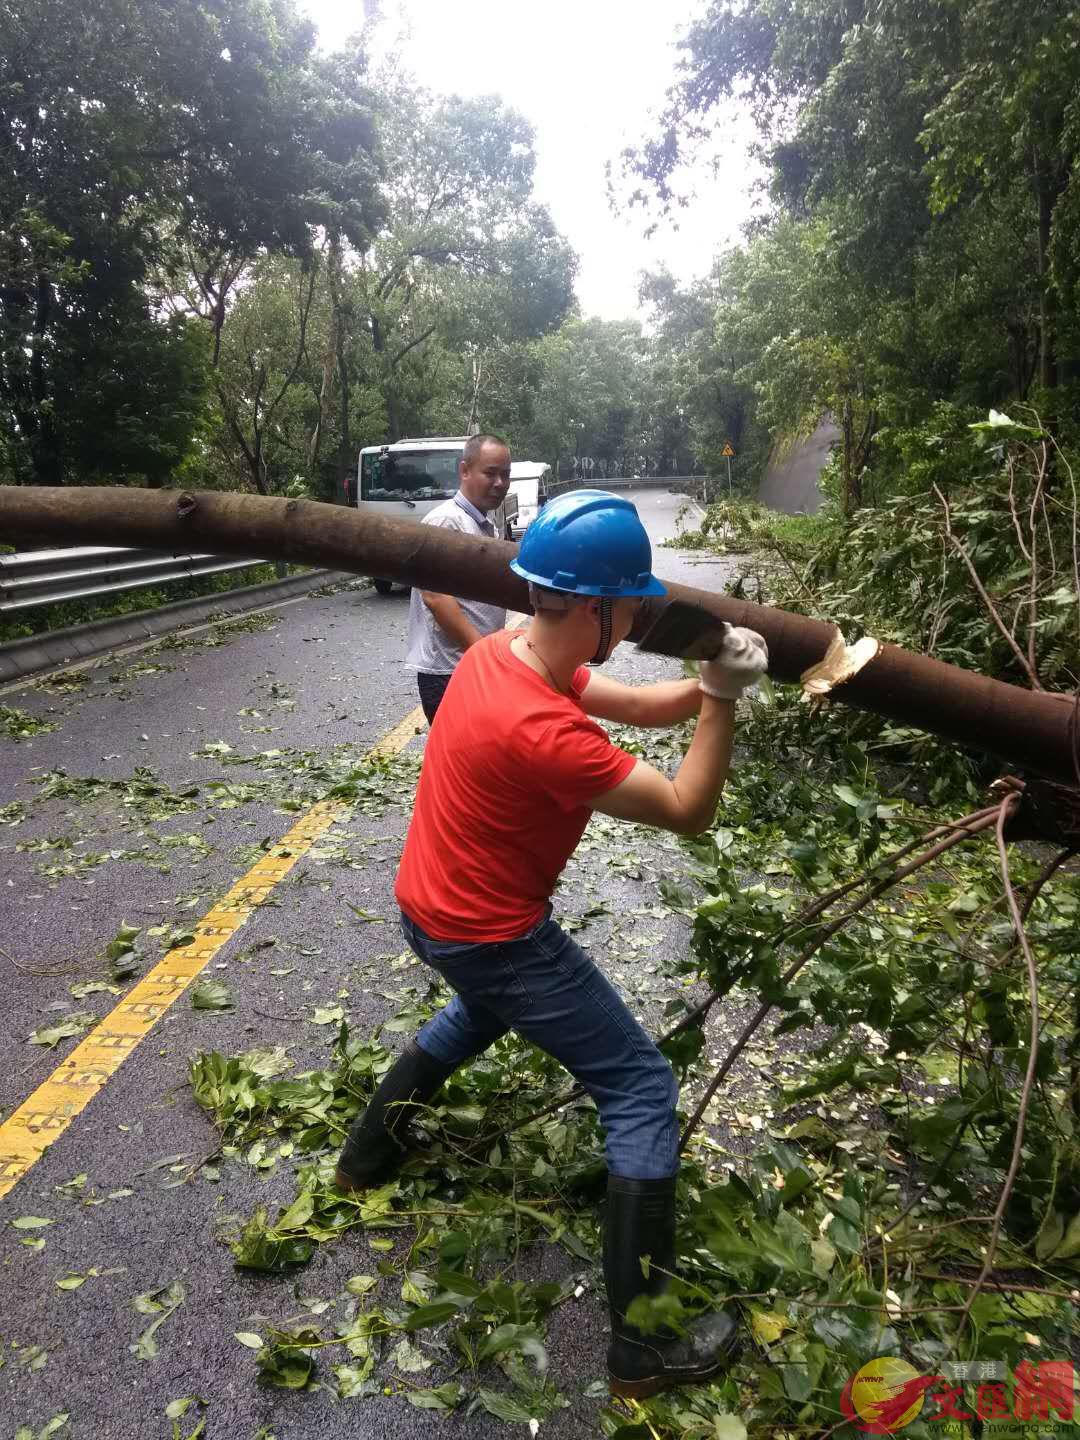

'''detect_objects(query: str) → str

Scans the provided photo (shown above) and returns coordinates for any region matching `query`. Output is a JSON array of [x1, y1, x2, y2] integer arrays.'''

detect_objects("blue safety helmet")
[[509, 489, 666, 598]]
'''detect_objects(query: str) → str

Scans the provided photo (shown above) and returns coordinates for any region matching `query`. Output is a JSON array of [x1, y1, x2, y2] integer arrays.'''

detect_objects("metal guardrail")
[[0, 546, 271, 612], [545, 476, 703, 500]]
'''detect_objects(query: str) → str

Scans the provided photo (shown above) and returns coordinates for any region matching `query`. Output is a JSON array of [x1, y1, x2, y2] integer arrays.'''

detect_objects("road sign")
[[720, 441, 735, 496]]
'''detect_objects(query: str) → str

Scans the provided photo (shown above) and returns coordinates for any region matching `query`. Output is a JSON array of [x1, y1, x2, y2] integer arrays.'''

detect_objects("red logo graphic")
[[840, 1358, 1075, 1433]]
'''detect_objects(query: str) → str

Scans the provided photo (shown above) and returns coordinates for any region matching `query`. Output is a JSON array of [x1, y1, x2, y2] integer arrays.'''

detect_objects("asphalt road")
[[0, 491, 746, 1440]]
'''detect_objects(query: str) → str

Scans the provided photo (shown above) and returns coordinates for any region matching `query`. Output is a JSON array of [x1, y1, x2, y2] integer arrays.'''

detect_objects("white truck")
[[506, 461, 552, 538], [349, 436, 517, 595]]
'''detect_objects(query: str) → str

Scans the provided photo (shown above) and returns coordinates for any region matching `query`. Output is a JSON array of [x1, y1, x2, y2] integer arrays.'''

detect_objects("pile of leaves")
[[191, 1022, 604, 1424], [1, 705, 57, 741]]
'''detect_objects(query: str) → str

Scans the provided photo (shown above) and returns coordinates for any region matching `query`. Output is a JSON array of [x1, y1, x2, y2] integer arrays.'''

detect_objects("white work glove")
[[698, 625, 769, 700]]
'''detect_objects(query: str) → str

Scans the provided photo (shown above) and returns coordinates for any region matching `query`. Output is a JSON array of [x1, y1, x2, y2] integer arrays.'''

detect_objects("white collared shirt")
[[404, 493, 507, 674]]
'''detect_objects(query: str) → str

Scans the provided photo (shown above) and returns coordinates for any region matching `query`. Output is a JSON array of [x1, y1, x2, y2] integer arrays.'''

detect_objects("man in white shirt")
[[405, 434, 512, 722]]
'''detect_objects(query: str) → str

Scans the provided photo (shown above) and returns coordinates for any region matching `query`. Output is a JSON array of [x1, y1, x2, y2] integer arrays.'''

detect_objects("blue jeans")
[[405, 909, 679, 1180]]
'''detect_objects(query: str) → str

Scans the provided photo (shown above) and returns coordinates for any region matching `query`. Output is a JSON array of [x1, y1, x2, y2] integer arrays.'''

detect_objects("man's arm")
[[579, 672, 702, 727], [420, 591, 484, 652], [590, 696, 734, 835], [587, 625, 769, 836]]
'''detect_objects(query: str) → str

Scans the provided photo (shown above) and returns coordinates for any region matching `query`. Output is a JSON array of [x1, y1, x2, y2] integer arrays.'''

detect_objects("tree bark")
[[370, 314, 401, 440], [307, 236, 340, 474], [335, 319, 351, 502], [1, 486, 1078, 792], [1033, 147, 1060, 392]]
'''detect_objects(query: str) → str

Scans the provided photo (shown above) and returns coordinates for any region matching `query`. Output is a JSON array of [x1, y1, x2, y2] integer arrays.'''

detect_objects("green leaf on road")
[[191, 978, 234, 1011], [345, 904, 385, 924], [130, 1280, 185, 1361], [29, 1013, 96, 1047], [475, 1389, 534, 1423], [405, 1382, 463, 1412], [390, 1337, 431, 1373]]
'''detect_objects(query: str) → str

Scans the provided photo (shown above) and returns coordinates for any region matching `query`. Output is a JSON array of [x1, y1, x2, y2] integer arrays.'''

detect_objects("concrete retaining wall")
[[757, 420, 840, 515]]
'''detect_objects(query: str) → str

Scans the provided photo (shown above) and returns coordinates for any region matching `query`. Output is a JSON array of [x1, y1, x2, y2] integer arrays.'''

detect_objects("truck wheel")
[[373, 578, 395, 595]]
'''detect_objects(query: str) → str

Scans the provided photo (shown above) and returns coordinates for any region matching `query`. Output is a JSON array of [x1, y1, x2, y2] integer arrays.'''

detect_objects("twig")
[[1059, 438, 1080, 667], [872, 1214, 997, 1248], [679, 805, 1003, 1149], [1026, 439, 1048, 681], [1019, 846, 1076, 924], [922, 1272, 1078, 1301], [926, 537, 952, 653], [933, 482, 1044, 689], [1, 941, 83, 977], [180, 1148, 222, 1184], [762, 538, 816, 602], [949, 794, 1038, 1352], [1007, 454, 1032, 562], [467, 991, 724, 1149], [629, 1400, 663, 1440]]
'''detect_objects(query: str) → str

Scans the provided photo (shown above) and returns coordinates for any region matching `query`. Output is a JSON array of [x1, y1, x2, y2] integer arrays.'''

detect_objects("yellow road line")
[[367, 705, 425, 757], [0, 706, 426, 1200]]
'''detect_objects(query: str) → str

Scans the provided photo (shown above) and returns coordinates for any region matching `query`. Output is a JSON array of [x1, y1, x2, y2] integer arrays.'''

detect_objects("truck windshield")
[[360, 449, 460, 501]]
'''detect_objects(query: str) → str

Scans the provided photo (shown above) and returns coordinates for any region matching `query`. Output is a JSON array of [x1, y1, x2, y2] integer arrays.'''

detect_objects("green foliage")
[[0, 0, 382, 487], [688, 414, 1079, 795], [197, 73, 578, 493], [185, 719, 1080, 1438], [0, 705, 57, 740], [674, 499, 831, 561], [817, 421, 1077, 694], [621, 0, 1080, 512]]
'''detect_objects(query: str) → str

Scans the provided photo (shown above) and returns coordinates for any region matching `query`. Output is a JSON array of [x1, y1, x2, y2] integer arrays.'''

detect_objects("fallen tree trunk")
[[2, 486, 1078, 794]]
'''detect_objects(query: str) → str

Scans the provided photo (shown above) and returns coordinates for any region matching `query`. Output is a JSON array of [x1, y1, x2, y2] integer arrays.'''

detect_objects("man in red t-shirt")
[[336, 490, 767, 1398]]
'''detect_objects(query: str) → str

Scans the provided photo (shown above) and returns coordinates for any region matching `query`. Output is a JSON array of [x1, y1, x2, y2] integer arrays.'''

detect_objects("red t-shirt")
[[395, 630, 637, 941]]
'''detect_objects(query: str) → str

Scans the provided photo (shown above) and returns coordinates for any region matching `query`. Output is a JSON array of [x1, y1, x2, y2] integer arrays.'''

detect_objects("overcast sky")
[[301, 0, 758, 322]]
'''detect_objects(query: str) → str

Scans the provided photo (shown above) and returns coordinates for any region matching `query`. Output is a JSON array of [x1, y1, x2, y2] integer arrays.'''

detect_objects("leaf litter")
[[170, 705, 1080, 1436], [7, 617, 1079, 1433]]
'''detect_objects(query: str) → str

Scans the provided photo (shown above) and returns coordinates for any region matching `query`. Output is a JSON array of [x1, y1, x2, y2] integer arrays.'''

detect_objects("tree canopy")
[[4, 0, 1079, 506], [622, 0, 1080, 510]]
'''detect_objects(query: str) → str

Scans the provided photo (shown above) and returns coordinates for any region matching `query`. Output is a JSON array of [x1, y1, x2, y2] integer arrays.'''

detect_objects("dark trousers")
[[416, 671, 453, 724], [405, 909, 680, 1180]]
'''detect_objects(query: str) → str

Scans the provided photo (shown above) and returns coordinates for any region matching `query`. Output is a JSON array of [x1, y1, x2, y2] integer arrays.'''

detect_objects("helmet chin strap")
[[529, 586, 614, 666], [589, 597, 614, 666]]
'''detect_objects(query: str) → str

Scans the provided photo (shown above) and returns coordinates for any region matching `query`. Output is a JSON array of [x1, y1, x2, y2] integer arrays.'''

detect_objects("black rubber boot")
[[604, 1174, 739, 1399], [335, 1041, 457, 1192]]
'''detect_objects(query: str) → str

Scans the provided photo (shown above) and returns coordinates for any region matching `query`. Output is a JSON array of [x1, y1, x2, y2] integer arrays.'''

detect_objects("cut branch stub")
[[799, 627, 882, 699], [1001, 774, 1080, 848]]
